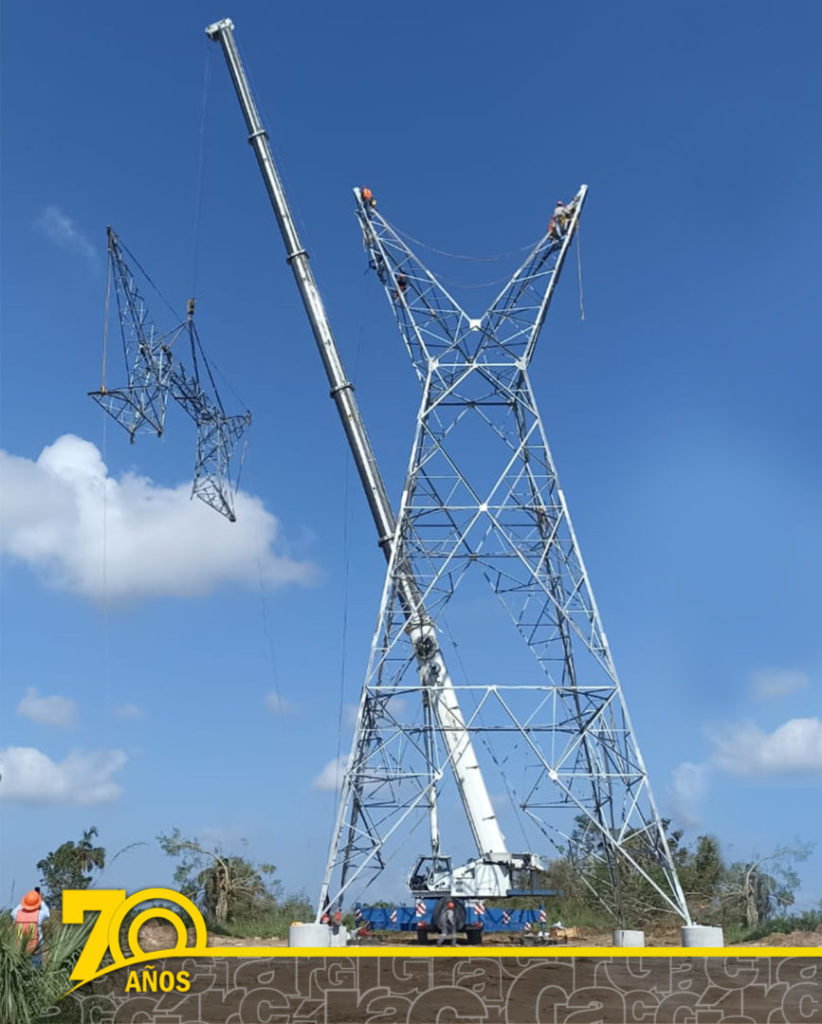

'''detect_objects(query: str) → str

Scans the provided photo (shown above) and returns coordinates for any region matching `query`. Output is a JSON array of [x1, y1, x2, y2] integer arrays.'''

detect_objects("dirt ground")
[[137, 920, 822, 950]]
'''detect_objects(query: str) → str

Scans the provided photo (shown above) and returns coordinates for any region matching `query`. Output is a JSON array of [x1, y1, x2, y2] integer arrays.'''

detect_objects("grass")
[[0, 912, 93, 1024], [725, 909, 822, 945], [204, 896, 314, 940]]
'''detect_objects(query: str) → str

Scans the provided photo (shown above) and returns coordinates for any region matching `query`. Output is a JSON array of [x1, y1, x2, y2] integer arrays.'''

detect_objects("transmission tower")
[[321, 189, 689, 924], [90, 227, 251, 522]]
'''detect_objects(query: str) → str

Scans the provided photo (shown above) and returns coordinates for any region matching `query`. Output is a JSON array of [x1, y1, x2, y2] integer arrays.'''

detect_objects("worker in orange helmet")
[[361, 187, 377, 209], [10, 888, 50, 966], [437, 900, 457, 946]]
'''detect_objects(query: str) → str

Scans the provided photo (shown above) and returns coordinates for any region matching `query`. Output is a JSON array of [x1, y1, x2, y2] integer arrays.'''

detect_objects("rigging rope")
[[118, 238, 182, 323], [576, 226, 585, 321], [390, 221, 541, 263]]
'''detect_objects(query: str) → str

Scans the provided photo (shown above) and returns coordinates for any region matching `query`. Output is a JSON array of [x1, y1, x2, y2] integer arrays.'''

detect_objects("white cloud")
[[709, 718, 822, 776], [312, 756, 347, 792], [0, 747, 126, 803], [17, 687, 77, 729], [36, 206, 98, 264], [668, 761, 709, 827], [669, 716, 822, 822], [264, 692, 294, 716], [0, 435, 315, 601], [751, 668, 810, 700], [115, 703, 145, 721]]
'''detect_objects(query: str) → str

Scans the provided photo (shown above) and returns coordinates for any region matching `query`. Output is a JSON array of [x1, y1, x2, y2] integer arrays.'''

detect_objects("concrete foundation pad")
[[682, 925, 724, 947]]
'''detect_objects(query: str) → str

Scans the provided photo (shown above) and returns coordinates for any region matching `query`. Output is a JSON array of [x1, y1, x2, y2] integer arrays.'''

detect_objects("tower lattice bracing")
[[322, 188, 689, 923]]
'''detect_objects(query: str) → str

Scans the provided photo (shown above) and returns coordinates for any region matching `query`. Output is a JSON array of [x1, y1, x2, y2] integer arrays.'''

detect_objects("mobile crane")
[[205, 19, 560, 936]]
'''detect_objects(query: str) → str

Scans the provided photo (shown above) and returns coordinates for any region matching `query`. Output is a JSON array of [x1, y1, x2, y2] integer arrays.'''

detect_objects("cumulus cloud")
[[115, 703, 145, 721], [670, 715, 822, 822], [0, 747, 126, 803], [668, 761, 709, 826], [751, 668, 810, 700], [264, 692, 295, 716], [709, 718, 822, 776], [17, 687, 77, 729], [0, 435, 315, 601], [36, 206, 98, 264], [312, 756, 347, 792]]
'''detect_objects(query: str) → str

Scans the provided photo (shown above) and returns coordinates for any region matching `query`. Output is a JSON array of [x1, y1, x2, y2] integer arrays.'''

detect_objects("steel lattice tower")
[[320, 188, 690, 924]]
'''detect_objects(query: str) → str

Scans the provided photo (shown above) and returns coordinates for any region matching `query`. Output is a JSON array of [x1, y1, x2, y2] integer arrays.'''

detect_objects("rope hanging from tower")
[[89, 227, 252, 522]]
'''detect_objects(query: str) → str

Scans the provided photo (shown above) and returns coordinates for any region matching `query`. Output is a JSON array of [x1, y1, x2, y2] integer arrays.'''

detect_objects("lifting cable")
[[100, 252, 112, 391], [190, 43, 211, 297], [254, 516, 286, 735], [331, 313, 365, 810]]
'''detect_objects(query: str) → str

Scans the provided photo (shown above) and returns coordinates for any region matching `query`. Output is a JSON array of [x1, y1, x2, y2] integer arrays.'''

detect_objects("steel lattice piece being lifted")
[[89, 227, 251, 522], [206, 18, 691, 927]]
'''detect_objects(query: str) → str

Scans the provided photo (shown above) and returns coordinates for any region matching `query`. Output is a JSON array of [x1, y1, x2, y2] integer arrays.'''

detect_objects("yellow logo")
[[62, 887, 208, 984]]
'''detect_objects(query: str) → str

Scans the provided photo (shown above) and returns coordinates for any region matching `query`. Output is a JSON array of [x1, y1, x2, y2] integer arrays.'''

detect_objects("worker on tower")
[[437, 901, 457, 946], [392, 273, 409, 302], [10, 888, 49, 965], [361, 187, 377, 209], [548, 198, 573, 241]]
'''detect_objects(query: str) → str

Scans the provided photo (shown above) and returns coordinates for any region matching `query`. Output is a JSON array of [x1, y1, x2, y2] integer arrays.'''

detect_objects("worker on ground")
[[361, 187, 377, 209], [437, 901, 457, 946], [11, 888, 50, 966], [333, 909, 342, 935]]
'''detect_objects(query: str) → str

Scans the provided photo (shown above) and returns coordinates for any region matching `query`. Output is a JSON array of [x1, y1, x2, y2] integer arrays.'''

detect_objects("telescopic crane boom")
[[205, 19, 545, 910]]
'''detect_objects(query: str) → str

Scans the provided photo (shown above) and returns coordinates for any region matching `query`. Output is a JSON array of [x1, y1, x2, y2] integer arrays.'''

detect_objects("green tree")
[[36, 827, 106, 910], [678, 834, 724, 923], [158, 829, 278, 924], [720, 843, 812, 928]]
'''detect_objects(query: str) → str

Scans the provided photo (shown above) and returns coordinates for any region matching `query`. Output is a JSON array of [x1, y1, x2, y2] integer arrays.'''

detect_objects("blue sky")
[[2, 0, 821, 917]]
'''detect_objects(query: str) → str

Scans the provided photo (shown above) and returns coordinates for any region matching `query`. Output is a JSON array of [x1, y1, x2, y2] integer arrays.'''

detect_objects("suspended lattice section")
[[89, 228, 251, 522]]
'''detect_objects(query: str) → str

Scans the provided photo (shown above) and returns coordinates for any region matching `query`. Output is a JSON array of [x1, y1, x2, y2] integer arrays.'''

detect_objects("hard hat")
[[447, 901, 454, 909], [21, 890, 41, 911]]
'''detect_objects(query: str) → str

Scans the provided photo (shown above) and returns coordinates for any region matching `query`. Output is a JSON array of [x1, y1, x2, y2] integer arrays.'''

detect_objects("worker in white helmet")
[[548, 198, 573, 241]]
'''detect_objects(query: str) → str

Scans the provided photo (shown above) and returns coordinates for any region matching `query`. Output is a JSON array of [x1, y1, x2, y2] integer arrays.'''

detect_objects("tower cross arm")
[[355, 189, 470, 373], [482, 185, 587, 366]]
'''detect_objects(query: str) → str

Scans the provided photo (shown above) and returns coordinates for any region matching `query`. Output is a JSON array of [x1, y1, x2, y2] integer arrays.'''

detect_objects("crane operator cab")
[[408, 855, 454, 895]]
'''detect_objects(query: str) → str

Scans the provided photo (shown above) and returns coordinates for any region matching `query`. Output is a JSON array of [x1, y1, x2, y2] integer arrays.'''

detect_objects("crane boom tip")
[[205, 18, 234, 39]]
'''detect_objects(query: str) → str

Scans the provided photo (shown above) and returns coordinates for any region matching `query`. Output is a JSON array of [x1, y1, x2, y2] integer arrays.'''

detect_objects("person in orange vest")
[[361, 186, 377, 209], [11, 888, 50, 965]]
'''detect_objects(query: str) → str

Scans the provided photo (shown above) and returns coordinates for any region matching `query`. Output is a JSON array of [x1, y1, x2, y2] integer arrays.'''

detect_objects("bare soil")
[[137, 919, 822, 951]]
